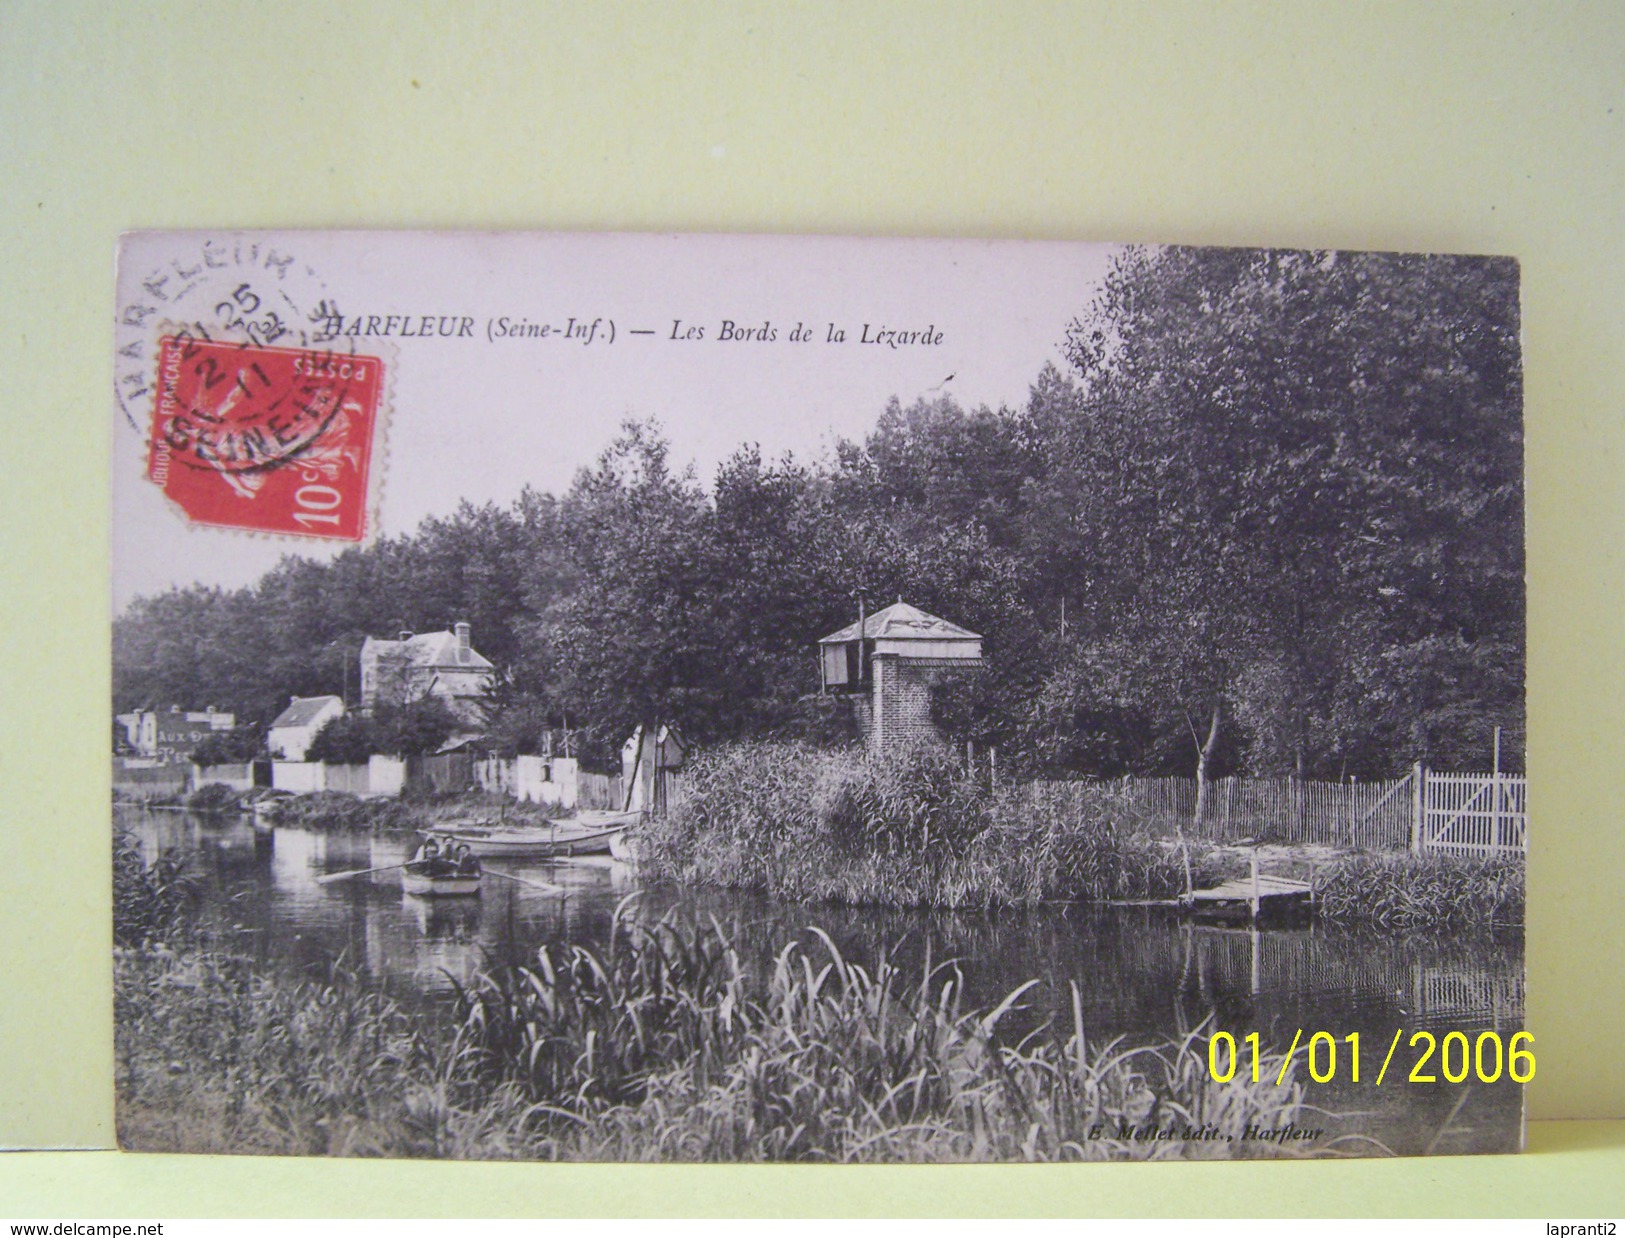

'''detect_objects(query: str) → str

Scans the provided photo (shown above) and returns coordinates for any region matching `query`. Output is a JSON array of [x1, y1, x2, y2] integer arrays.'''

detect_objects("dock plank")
[[1183, 876, 1312, 902]]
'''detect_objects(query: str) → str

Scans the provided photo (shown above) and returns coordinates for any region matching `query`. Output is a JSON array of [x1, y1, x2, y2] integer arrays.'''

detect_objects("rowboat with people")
[[399, 835, 485, 896], [400, 866, 483, 897]]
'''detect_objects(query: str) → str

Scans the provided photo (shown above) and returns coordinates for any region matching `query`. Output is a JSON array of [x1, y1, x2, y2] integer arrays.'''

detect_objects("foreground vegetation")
[[115, 842, 1315, 1161]]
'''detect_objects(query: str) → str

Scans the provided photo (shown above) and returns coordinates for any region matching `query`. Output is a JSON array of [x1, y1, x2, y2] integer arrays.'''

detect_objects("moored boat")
[[607, 829, 640, 863], [443, 812, 636, 858]]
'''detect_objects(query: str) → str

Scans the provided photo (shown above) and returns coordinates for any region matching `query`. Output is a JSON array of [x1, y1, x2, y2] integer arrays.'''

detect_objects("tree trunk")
[[1191, 702, 1221, 829], [1180, 702, 1222, 898]]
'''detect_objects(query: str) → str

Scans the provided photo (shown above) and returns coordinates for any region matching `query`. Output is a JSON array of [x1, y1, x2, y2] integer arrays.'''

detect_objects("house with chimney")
[[359, 621, 495, 728]]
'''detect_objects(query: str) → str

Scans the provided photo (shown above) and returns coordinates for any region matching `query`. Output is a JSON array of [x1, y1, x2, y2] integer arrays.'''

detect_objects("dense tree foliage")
[[189, 727, 267, 766], [303, 698, 461, 763], [114, 247, 1523, 779]]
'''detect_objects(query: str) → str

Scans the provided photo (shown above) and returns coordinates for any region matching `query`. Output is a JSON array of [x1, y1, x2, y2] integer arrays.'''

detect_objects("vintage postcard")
[[112, 231, 1526, 1161]]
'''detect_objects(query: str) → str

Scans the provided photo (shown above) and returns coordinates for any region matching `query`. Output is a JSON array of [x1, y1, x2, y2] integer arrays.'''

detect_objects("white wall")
[[368, 754, 405, 797], [272, 762, 325, 793], [515, 754, 578, 808], [191, 763, 257, 793]]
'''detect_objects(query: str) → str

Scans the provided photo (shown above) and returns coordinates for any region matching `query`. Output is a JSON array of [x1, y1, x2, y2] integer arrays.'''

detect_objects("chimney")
[[455, 621, 471, 649]]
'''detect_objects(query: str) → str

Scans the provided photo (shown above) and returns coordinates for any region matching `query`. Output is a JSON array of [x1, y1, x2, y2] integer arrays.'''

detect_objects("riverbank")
[[638, 741, 1226, 909], [115, 787, 570, 834], [635, 741, 1525, 930], [114, 910, 1314, 1162], [264, 789, 567, 833]]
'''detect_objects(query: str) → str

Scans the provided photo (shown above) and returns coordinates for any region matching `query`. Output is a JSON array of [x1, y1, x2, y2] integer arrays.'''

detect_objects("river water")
[[121, 807, 1526, 1157]]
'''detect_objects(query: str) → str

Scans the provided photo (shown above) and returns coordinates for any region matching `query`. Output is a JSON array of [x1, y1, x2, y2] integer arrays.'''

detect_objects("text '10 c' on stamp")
[[147, 334, 383, 541]]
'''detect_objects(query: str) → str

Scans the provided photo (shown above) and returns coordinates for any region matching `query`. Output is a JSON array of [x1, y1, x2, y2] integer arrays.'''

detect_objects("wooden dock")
[[1178, 849, 1315, 921]]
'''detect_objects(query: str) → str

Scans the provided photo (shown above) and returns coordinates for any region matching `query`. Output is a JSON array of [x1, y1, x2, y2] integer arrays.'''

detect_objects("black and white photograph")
[[110, 231, 1526, 1162]]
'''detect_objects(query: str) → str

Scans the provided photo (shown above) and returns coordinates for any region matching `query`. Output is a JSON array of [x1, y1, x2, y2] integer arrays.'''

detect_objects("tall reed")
[[451, 905, 1309, 1161], [1314, 853, 1524, 930], [115, 947, 541, 1158], [112, 830, 198, 947], [119, 906, 1321, 1161], [641, 740, 1221, 908]]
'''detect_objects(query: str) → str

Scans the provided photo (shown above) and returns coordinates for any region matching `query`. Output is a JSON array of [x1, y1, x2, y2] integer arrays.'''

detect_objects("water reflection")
[[121, 806, 1524, 1155]]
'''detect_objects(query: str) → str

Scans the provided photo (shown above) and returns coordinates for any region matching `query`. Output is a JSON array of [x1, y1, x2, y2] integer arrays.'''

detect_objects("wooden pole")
[[656, 731, 666, 818], [857, 595, 867, 683], [1411, 760, 1425, 854], [1249, 846, 1260, 921], [1491, 726, 1502, 850]]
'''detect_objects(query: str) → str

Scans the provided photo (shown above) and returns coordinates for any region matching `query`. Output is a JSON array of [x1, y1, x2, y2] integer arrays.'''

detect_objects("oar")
[[482, 868, 566, 894], [316, 861, 413, 885]]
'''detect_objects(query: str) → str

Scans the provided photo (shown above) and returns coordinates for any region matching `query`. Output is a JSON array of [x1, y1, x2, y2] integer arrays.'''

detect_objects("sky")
[[112, 231, 1121, 609]]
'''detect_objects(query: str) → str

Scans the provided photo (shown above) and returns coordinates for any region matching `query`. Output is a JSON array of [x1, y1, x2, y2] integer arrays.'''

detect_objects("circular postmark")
[[115, 234, 387, 542]]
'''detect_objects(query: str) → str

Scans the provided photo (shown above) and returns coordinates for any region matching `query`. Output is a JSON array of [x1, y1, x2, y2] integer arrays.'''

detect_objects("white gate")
[[1419, 770, 1527, 855]]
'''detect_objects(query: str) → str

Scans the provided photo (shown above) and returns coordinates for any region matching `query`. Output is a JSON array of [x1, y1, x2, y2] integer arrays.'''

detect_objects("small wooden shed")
[[621, 722, 687, 814]]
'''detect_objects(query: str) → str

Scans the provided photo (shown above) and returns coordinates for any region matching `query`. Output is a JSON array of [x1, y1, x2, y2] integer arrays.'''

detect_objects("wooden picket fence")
[[1020, 767, 1526, 856]]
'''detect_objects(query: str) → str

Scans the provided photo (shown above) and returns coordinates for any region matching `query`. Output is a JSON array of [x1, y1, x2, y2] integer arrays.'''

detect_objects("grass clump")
[[640, 740, 1216, 908], [114, 948, 538, 1159], [453, 904, 746, 1111], [1314, 852, 1524, 931]]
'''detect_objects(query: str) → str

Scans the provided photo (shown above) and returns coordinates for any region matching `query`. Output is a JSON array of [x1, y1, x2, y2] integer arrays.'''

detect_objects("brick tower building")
[[818, 601, 983, 756]]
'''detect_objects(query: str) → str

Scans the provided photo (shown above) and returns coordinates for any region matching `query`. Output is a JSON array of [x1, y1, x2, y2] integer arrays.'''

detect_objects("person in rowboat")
[[411, 836, 450, 876], [453, 844, 481, 878]]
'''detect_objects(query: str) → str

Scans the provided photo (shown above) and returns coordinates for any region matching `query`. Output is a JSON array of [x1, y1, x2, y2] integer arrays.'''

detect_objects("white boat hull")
[[444, 819, 631, 857]]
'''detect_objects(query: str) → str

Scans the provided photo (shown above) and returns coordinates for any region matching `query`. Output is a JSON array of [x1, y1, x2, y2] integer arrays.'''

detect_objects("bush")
[[304, 715, 385, 764], [265, 789, 565, 834], [266, 791, 404, 832], [190, 728, 265, 766], [185, 781, 243, 813], [306, 698, 462, 763]]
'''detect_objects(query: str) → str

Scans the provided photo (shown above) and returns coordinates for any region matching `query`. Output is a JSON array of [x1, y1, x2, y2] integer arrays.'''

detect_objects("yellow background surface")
[[2, 0, 1621, 1214]]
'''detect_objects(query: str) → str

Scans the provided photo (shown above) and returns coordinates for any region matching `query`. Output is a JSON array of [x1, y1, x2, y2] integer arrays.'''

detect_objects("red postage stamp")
[[147, 334, 383, 540]]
